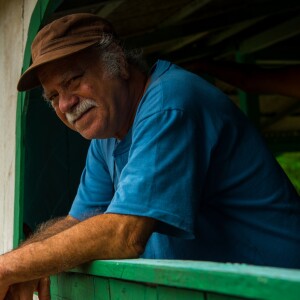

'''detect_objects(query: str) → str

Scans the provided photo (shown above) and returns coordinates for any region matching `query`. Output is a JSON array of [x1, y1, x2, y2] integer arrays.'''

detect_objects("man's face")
[[38, 49, 130, 140]]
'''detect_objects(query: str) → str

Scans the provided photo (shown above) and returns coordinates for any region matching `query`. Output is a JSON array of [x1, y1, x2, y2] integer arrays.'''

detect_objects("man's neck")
[[115, 66, 149, 140]]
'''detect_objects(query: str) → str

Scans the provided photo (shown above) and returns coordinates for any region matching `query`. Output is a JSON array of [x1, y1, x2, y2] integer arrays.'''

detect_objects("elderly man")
[[1, 13, 300, 299]]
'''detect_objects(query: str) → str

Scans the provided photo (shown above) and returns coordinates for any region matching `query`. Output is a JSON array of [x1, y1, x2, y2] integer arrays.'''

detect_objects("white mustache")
[[66, 99, 98, 125]]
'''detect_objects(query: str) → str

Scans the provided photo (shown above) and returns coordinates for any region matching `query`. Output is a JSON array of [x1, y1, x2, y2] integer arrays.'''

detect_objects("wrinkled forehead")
[[37, 49, 97, 85], [38, 60, 77, 85]]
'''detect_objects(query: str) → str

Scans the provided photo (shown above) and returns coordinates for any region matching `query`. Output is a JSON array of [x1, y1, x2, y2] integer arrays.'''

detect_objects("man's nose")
[[58, 92, 79, 113]]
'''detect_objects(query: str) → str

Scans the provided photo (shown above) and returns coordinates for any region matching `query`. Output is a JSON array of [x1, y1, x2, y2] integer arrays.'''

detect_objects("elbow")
[[91, 214, 154, 260], [116, 224, 152, 259], [114, 233, 147, 259], [127, 240, 146, 258], [122, 218, 155, 259]]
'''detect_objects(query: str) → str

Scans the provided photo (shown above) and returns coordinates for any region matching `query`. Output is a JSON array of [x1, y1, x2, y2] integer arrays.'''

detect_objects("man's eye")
[[49, 94, 58, 102], [72, 75, 82, 81], [68, 75, 83, 85]]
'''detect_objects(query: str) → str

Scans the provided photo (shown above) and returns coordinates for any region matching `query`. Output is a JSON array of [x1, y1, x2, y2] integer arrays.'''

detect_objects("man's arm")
[[0, 213, 155, 293]]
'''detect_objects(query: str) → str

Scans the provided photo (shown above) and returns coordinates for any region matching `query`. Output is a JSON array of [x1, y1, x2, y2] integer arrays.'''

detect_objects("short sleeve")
[[106, 109, 204, 238], [69, 140, 114, 220]]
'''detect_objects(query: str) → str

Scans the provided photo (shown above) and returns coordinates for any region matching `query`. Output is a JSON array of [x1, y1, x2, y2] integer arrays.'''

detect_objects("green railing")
[[50, 259, 300, 299]]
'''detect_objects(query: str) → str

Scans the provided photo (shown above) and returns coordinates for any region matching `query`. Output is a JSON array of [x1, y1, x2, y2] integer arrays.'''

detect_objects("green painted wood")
[[14, 0, 63, 247], [70, 274, 95, 300], [235, 53, 260, 129], [52, 273, 96, 300], [56, 273, 72, 299], [109, 279, 157, 300], [206, 292, 246, 300], [94, 277, 111, 300], [13, 91, 27, 247], [49, 275, 59, 299], [237, 90, 260, 129], [51, 258, 300, 299], [157, 286, 205, 300], [69, 259, 300, 300]]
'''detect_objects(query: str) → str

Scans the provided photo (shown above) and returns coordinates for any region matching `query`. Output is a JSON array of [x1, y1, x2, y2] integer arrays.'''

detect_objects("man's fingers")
[[0, 286, 9, 300], [4, 280, 39, 300], [4, 283, 35, 300], [38, 277, 51, 300], [1, 278, 51, 300]]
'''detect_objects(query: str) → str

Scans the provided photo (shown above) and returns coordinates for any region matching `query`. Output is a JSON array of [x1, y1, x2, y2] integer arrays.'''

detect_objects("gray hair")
[[94, 33, 149, 76]]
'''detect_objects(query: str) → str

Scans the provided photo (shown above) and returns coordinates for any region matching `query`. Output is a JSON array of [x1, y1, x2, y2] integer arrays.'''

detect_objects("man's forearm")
[[0, 214, 155, 287]]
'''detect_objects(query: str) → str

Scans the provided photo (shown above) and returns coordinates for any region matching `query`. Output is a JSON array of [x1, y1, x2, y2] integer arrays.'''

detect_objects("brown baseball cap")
[[17, 13, 116, 91]]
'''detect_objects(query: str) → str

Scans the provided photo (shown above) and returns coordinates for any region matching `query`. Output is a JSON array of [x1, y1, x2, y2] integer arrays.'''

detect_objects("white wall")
[[0, 0, 37, 254]]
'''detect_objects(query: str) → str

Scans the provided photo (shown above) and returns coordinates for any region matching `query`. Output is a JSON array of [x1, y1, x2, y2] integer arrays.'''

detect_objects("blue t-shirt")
[[70, 60, 300, 268]]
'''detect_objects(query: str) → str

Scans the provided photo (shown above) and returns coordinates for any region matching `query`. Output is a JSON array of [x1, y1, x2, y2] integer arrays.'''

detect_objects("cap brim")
[[17, 41, 97, 91]]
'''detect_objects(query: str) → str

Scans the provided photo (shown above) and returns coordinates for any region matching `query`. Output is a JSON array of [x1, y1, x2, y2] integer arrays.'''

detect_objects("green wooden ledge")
[[52, 259, 300, 300]]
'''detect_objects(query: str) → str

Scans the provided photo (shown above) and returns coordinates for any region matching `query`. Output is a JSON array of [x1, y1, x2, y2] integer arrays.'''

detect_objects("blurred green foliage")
[[276, 152, 300, 195]]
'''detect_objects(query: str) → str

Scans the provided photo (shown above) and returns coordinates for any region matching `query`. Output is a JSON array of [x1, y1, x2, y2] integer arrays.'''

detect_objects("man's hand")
[[0, 285, 8, 300], [0, 216, 76, 300], [3, 277, 50, 300], [0, 265, 9, 299]]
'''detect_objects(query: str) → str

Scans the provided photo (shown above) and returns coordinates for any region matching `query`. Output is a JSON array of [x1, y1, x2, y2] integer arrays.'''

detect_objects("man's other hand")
[[3, 277, 50, 300]]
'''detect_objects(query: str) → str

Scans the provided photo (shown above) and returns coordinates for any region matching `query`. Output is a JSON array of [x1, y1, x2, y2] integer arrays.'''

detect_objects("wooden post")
[[235, 52, 261, 130]]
